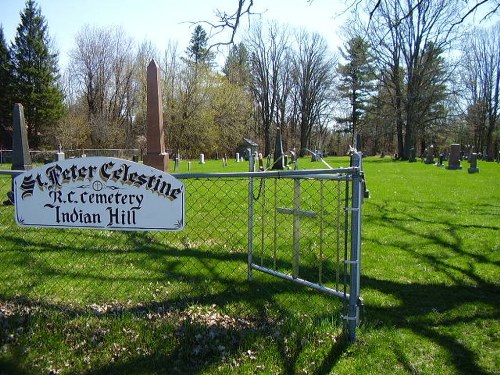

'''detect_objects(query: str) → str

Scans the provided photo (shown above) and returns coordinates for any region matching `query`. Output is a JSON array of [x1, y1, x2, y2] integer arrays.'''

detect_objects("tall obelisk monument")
[[143, 59, 169, 172]]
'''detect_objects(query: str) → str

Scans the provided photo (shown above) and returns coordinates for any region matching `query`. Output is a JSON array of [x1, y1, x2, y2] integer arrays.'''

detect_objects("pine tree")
[[10, 0, 64, 148], [223, 43, 251, 86], [186, 25, 214, 67], [337, 36, 376, 146], [0, 26, 13, 147]]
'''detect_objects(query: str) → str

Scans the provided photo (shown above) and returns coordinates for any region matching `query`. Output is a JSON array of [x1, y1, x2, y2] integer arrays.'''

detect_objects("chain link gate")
[[0, 153, 364, 344], [246, 152, 364, 342]]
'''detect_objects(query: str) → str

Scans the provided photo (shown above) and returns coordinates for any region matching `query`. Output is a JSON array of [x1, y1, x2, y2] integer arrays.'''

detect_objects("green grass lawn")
[[0, 156, 499, 374]]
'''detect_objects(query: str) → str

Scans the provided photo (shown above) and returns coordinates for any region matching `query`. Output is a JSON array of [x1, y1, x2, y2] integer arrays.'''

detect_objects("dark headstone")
[[409, 147, 416, 162], [143, 60, 169, 172], [467, 146, 474, 161], [437, 153, 444, 167], [4, 104, 32, 205], [11, 103, 32, 171], [311, 149, 323, 162], [272, 127, 284, 170], [424, 145, 435, 164], [467, 153, 479, 173], [482, 147, 488, 161], [311, 150, 317, 162], [446, 144, 462, 170]]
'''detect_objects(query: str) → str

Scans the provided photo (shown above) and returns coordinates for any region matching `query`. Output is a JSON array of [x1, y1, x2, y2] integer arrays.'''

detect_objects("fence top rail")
[[0, 170, 21, 176], [172, 169, 356, 180], [2, 167, 358, 180]]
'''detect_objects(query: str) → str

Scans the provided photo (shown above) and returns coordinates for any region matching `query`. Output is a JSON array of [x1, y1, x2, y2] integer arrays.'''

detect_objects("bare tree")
[[206, 1, 497, 49], [461, 22, 500, 160], [246, 22, 289, 156], [291, 30, 337, 155], [165, 52, 206, 157], [363, 1, 406, 157], [367, 0, 458, 159], [69, 25, 137, 148]]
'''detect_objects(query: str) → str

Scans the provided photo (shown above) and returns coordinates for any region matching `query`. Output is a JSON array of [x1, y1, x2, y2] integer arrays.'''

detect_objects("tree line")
[[0, 0, 498, 160]]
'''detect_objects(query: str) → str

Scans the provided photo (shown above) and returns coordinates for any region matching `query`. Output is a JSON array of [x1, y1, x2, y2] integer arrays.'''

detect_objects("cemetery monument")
[[143, 60, 169, 172], [446, 144, 462, 170]]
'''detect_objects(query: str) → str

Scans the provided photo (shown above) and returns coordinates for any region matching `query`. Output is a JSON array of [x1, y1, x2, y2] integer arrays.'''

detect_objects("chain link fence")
[[0, 158, 363, 371]]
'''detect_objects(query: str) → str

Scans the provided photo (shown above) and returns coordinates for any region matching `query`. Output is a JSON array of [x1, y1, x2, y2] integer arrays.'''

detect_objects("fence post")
[[247, 149, 255, 281], [348, 152, 363, 342]]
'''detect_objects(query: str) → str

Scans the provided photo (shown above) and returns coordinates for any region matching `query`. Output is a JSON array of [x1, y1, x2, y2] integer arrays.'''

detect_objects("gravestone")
[[199, 154, 205, 164], [5, 104, 32, 204], [11, 103, 32, 171], [446, 144, 462, 170], [424, 145, 435, 164], [272, 127, 284, 170], [467, 146, 474, 161], [143, 60, 169, 172], [289, 149, 298, 170], [409, 147, 416, 162], [174, 153, 179, 172], [482, 147, 488, 161], [311, 150, 317, 162], [258, 153, 264, 171], [467, 153, 479, 173], [312, 149, 325, 161], [56, 144, 65, 161], [243, 138, 258, 172], [437, 153, 444, 167]]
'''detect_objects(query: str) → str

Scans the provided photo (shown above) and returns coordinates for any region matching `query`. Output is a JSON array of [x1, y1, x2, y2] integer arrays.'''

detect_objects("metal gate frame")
[[244, 152, 364, 342]]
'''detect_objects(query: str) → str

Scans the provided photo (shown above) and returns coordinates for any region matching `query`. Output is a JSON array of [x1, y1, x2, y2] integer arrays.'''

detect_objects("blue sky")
[[1, 0, 347, 69]]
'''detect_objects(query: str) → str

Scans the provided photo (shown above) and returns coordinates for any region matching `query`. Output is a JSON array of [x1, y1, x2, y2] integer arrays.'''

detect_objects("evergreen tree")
[[337, 36, 376, 146], [0, 26, 13, 147], [223, 43, 251, 87], [10, 0, 64, 148], [186, 25, 214, 67]]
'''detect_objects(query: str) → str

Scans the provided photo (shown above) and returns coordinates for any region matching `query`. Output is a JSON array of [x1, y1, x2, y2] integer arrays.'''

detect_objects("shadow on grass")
[[362, 276, 499, 375], [2, 184, 499, 373], [0, 230, 349, 375], [361, 198, 499, 375], [0, 287, 347, 375]]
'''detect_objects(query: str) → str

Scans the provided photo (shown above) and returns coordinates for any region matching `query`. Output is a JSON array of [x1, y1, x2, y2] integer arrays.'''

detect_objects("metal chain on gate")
[[252, 178, 265, 201]]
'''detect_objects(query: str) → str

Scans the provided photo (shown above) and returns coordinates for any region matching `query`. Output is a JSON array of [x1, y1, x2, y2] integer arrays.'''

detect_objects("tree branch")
[[189, 0, 262, 51]]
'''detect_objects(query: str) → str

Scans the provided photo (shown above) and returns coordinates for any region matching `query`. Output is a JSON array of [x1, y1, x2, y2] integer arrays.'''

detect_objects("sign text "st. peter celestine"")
[[14, 157, 185, 231]]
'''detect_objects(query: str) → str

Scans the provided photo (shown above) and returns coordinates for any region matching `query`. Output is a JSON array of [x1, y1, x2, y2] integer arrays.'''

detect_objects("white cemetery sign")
[[14, 157, 185, 231]]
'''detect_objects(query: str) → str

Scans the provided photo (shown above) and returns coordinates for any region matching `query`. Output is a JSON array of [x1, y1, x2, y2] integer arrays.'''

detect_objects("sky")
[[1, 0, 348, 70]]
